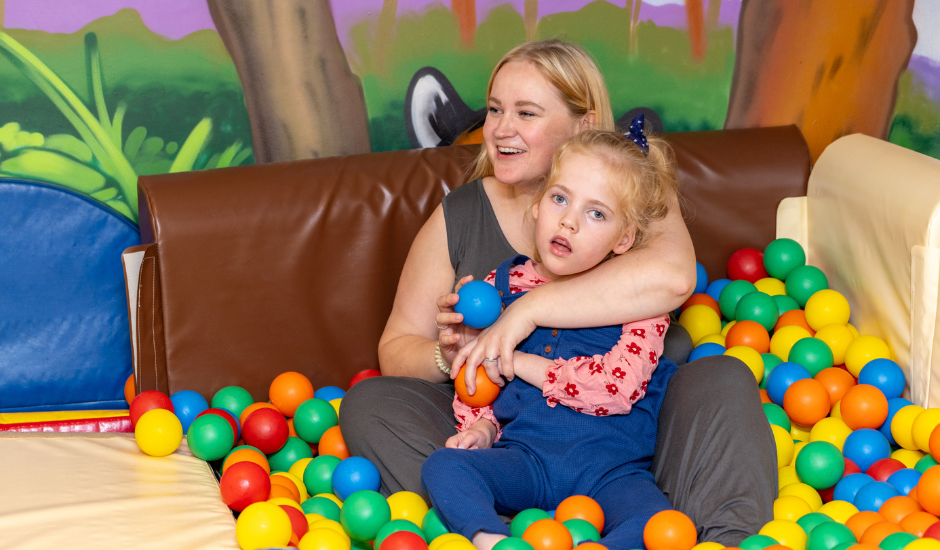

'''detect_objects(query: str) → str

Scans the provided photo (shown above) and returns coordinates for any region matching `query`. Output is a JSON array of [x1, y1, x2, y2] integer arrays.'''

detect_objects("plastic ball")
[[817, 500, 858, 524], [211, 386, 254, 420], [726, 320, 771, 354], [706, 278, 732, 304], [793, 424, 813, 443], [781, 482, 824, 511], [899, 510, 939, 536], [269, 436, 315, 473], [853, 361, 903, 405], [725, 345, 765, 383], [796, 511, 834, 534], [300, 527, 353, 550], [776, 310, 816, 336], [785, 379, 832, 426], [689, 342, 727, 362], [796, 441, 845, 489], [303, 455, 342, 497], [520, 518, 574, 550], [682, 292, 721, 316], [833, 473, 874, 504], [907, 538, 940, 550], [775, 295, 802, 316], [318, 425, 350, 460], [773, 424, 796, 467], [728, 248, 769, 283], [387, 491, 429, 525], [893, 405, 928, 451], [349, 369, 382, 389], [130, 390, 174, 428], [735, 292, 779, 332], [454, 365, 502, 408], [843, 510, 883, 540], [879, 532, 918, 550], [765, 402, 793, 432], [374, 520, 427, 549], [840, 385, 888, 431], [759, 519, 807, 550], [332, 456, 381, 500], [813, 325, 855, 366], [697, 334, 726, 347], [804, 290, 851, 332], [853, 481, 900, 512], [767, 362, 813, 406], [555, 495, 604, 533], [762, 353, 784, 387], [124, 373, 136, 406], [224, 447, 271, 474], [775, 494, 813, 521], [236, 501, 292, 550], [293, 398, 338, 444], [772, 327, 815, 364], [805, 521, 856, 550], [511, 509, 553, 538], [134, 408, 183, 457], [740, 534, 779, 550], [886, 469, 922, 496], [301, 496, 342, 522], [187, 412, 235, 461], [340, 490, 391, 542], [455, 281, 502, 329], [694, 262, 709, 294], [918, 466, 940, 515], [813, 368, 856, 408], [913, 410, 940, 453], [719, 280, 759, 320], [892, 449, 925, 469], [789, 338, 835, 377], [562, 519, 600, 546], [810, 418, 854, 451], [867, 459, 906, 482], [764, 239, 806, 280], [239, 402, 280, 426], [242, 407, 290, 454], [844, 337, 892, 378], [755, 277, 787, 297], [679, 304, 722, 346], [269, 372, 315, 417], [221, 461, 271, 511], [168, 390, 208, 433], [644, 509, 697, 550], [197, 407, 240, 441], [841, 429, 889, 474], [422, 508, 450, 541], [918, 455, 940, 473], [786, 266, 829, 308]]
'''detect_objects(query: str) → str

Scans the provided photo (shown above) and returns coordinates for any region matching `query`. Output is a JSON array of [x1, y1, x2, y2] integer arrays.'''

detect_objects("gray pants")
[[339, 326, 776, 545]]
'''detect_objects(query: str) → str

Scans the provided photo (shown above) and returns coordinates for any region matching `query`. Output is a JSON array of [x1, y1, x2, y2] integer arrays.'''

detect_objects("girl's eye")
[[589, 210, 605, 220], [552, 194, 567, 205]]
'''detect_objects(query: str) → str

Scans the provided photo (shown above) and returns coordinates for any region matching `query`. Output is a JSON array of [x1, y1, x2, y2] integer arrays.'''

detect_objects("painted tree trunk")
[[374, 0, 399, 75], [207, 0, 371, 163], [725, 0, 917, 162], [705, 0, 721, 31], [452, 0, 476, 48], [686, 0, 706, 61], [525, 0, 538, 42], [630, 0, 643, 53]]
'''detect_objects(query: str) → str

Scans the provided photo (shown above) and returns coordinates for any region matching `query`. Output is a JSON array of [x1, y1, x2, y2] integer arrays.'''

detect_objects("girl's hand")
[[445, 421, 497, 449], [436, 275, 481, 368], [452, 300, 538, 393]]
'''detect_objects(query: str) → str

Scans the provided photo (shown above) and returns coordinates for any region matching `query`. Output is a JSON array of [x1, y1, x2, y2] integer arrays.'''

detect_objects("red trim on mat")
[[0, 417, 133, 433]]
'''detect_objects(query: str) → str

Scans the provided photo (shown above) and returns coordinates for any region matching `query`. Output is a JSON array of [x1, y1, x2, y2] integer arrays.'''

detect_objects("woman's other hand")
[[436, 275, 481, 368], [452, 298, 538, 392]]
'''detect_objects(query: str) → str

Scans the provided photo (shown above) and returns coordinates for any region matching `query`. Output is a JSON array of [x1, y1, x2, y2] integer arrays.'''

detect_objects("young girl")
[[421, 122, 680, 550]]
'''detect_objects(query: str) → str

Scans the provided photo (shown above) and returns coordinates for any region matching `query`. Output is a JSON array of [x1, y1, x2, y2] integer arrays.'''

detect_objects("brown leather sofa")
[[124, 126, 811, 402]]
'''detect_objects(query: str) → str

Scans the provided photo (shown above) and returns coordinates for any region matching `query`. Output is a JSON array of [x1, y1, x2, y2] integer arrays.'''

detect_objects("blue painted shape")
[[0, 179, 140, 412]]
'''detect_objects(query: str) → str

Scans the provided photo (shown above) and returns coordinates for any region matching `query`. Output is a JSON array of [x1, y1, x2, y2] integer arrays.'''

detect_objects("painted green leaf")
[[44, 134, 93, 162], [230, 147, 252, 167], [1, 149, 106, 192], [139, 136, 164, 160], [91, 187, 119, 201], [170, 117, 211, 173], [124, 126, 147, 161], [0, 122, 44, 151]]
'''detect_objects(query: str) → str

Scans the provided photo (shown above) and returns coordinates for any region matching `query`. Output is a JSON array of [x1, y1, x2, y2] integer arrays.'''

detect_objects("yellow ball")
[[387, 491, 430, 525], [304, 513, 326, 526], [693, 543, 725, 550], [844, 335, 892, 377], [269, 497, 304, 513], [892, 448, 925, 468], [437, 540, 478, 550], [791, 441, 810, 466], [299, 528, 352, 550], [308, 519, 348, 540], [236, 502, 292, 550], [817, 500, 858, 524], [771, 326, 813, 363], [273, 471, 308, 501], [759, 519, 807, 550], [330, 398, 342, 417], [779, 465, 800, 489], [725, 346, 765, 383], [289, 458, 314, 482], [697, 334, 727, 347], [906, 538, 940, 550], [772, 424, 795, 468], [913, 409, 940, 452], [892, 405, 927, 451], [134, 408, 183, 457], [774, 495, 812, 521], [430, 534, 474, 550], [721, 321, 736, 336], [780, 482, 823, 511], [813, 324, 855, 366], [791, 423, 811, 443], [830, 400, 842, 420], [315, 493, 344, 508], [756, 278, 787, 296], [679, 305, 722, 347], [804, 290, 851, 331], [846, 324, 860, 338], [809, 418, 853, 451]]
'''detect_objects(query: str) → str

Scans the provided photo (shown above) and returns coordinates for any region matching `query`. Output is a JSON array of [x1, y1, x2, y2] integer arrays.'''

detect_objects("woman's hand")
[[445, 420, 497, 449], [436, 275, 482, 369]]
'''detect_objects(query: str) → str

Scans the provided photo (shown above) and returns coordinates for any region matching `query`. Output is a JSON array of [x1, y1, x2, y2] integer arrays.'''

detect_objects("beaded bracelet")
[[435, 343, 452, 375]]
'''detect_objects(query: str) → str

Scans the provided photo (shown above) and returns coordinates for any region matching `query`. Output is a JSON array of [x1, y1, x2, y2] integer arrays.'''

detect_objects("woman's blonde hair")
[[469, 39, 615, 182], [532, 129, 678, 260]]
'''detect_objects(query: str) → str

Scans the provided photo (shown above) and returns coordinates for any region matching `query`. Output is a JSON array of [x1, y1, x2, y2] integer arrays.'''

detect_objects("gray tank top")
[[442, 179, 520, 284]]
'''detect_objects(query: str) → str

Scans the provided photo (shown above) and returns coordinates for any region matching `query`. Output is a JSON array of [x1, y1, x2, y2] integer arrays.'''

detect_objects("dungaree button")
[[498, 290, 503, 296], [551, 329, 558, 337], [544, 346, 552, 354]]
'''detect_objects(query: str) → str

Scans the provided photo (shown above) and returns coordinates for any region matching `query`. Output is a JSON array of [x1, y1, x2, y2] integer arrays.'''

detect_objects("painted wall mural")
[[0, 0, 938, 224]]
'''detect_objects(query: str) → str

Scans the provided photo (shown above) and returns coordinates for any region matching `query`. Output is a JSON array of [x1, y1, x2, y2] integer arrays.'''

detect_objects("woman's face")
[[483, 61, 584, 189]]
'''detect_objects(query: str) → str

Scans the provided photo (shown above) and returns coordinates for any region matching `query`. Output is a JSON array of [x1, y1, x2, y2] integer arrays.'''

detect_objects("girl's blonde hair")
[[533, 129, 678, 259], [469, 39, 615, 182]]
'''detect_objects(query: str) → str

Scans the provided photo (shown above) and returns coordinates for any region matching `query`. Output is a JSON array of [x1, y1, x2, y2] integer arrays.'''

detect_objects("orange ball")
[[317, 425, 350, 460], [775, 309, 816, 336], [643, 510, 697, 550], [930, 424, 940, 462], [240, 402, 281, 426], [287, 418, 298, 438], [917, 466, 940, 515], [859, 521, 902, 546], [815, 367, 858, 407], [572, 544, 607, 550], [223, 448, 271, 474], [846, 545, 884, 550], [846, 511, 886, 540], [554, 495, 605, 533], [522, 519, 574, 550], [879, 495, 923, 524], [783, 378, 831, 426], [725, 320, 771, 354], [269, 372, 315, 417], [899, 510, 939, 536], [454, 365, 501, 408], [269, 482, 300, 503], [840, 384, 889, 430], [124, 373, 136, 406], [682, 293, 721, 317], [760, 389, 772, 404]]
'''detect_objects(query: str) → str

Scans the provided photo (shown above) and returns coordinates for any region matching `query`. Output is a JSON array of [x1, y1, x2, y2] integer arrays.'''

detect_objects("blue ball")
[[833, 473, 874, 503], [766, 362, 812, 405], [454, 281, 503, 329], [705, 279, 732, 304], [170, 390, 208, 433], [842, 428, 891, 473], [688, 342, 726, 362], [879, 397, 914, 445], [858, 359, 906, 399], [331, 456, 381, 500], [695, 262, 708, 295], [314, 386, 346, 402], [853, 480, 900, 512], [887, 468, 922, 496]]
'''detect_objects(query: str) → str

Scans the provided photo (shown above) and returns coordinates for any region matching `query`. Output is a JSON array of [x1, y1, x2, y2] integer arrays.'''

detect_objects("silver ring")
[[483, 357, 499, 362], [435, 322, 449, 330]]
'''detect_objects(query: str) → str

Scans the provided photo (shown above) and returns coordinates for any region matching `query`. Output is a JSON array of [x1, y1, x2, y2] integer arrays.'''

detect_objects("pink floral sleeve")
[[542, 315, 670, 416], [452, 395, 503, 441]]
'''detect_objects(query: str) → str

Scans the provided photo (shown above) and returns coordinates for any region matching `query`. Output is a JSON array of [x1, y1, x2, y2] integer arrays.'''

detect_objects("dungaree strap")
[[494, 255, 530, 305]]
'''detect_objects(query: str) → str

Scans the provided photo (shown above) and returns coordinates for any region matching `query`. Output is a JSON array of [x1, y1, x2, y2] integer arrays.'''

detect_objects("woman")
[[340, 40, 776, 545]]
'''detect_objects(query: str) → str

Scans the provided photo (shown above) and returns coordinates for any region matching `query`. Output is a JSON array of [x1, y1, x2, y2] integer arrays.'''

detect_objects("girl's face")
[[532, 152, 635, 279], [483, 61, 586, 190]]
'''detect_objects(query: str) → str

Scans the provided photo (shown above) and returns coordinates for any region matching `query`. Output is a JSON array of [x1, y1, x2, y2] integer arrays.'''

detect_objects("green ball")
[[563, 519, 600, 546], [187, 413, 235, 461], [878, 532, 918, 550], [797, 512, 835, 535], [301, 495, 341, 521], [351, 540, 372, 550], [210, 386, 254, 419], [785, 265, 829, 308], [293, 398, 338, 444], [806, 521, 855, 550], [763, 402, 792, 432], [303, 454, 342, 496], [735, 292, 779, 331], [764, 238, 806, 280], [774, 294, 802, 316], [739, 534, 780, 550], [510, 509, 551, 538], [374, 519, 426, 548], [719, 280, 759, 320], [268, 436, 314, 473], [340, 490, 392, 542], [223, 444, 264, 464], [494, 538, 536, 550], [422, 508, 450, 541], [760, 354, 784, 389], [788, 337, 835, 377], [795, 441, 845, 490], [831, 543, 855, 550], [916, 455, 940, 473]]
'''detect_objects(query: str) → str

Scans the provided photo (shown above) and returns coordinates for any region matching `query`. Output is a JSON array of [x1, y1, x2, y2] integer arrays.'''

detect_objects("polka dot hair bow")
[[626, 114, 649, 156]]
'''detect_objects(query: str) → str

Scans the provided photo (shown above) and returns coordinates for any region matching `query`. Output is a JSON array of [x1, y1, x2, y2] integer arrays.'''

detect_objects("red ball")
[[844, 458, 862, 476], [727, 248, 769, 283], [129, 390, 174, 427], [197, 408, 240, 440], [819, 485, 835, 503], [925, 519, 940, 540], [349, 369, 382, 389], [242, 407, 289, 454], [279, 504, 309, 540], [220, 461, 271, 511], [380, 531, 429, 550], [866, 458, 906, 482]]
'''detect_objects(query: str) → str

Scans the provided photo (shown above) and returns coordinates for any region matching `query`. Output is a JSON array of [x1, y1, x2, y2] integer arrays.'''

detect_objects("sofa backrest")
[[130, 126, 810, 401]]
